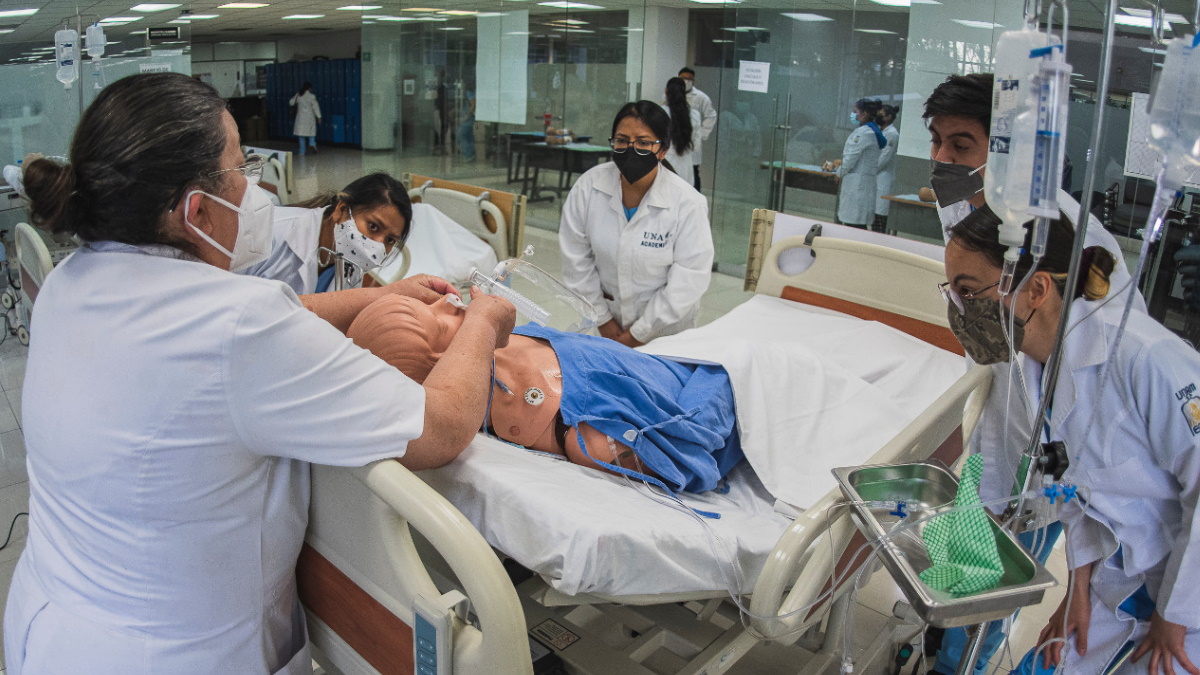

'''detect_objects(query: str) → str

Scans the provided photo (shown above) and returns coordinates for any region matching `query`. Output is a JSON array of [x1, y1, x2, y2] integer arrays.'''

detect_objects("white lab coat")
[[4, 243, 425, 673], [836, 125, 884, 226], [1028, 298, 1200, 671], [290, 91, 321, 138], [685, 87, 718, 166], [241, 205, 324, 295], [874, 124, 900, 216], [559, 162, 713, 343], [662, 104, 702, 180]]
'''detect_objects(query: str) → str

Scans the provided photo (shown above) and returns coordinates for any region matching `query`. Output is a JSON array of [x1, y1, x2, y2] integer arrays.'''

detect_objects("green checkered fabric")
[[918, 453, 1004, 597]]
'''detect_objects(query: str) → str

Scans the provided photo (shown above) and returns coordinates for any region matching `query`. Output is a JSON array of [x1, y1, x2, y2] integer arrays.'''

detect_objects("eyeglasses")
[[939, 280, 1000, 315], [209, 155, 265, 184], [609, 137, 662, 156]]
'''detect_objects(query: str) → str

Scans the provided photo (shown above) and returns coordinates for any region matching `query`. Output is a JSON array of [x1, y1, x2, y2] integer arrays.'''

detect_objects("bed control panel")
[[413, 591, 466, 675]]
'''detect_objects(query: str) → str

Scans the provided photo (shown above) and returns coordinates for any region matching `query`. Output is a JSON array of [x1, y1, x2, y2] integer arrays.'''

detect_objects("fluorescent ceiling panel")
[[783, 13, 833, 21]]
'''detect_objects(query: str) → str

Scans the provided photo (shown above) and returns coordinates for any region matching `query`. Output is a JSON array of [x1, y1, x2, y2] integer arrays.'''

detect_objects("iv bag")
[[986, 28, 1059, 240], [55, 29, 80, 89], [1147, 34, 1200, 188], [85, 23, 106, 60]]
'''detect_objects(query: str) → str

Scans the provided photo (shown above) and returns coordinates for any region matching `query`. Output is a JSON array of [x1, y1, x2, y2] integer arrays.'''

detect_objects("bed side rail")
[[747, 365, 992, 641], [303, 460, 533, 674]]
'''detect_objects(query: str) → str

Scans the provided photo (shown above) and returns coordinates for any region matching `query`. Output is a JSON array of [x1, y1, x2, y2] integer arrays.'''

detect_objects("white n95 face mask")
[[185, 183, 275, 272], [333, 208, 391, 271]]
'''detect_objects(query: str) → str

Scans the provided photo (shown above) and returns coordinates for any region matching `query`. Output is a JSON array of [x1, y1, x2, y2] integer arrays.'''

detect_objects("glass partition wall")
[[360, 1, 647, 233], [354, 0, 1184, 331]]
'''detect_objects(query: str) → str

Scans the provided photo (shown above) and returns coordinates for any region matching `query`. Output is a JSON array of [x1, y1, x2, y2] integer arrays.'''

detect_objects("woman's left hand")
[[613, 330, 642, 348], [383, 274, 460, 303], [1130, 611, 1200, 675]]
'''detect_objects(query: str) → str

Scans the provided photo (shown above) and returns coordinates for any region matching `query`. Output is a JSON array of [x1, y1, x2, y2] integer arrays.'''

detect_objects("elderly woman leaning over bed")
[[348, 294, 743, 493]]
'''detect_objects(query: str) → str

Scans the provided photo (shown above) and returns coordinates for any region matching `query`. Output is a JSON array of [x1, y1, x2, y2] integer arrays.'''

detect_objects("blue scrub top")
[[513, 324, 743, 493]]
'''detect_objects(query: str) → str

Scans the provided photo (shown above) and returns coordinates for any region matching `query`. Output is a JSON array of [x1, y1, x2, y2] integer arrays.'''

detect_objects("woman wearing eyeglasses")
[[942, 205, 1200, 675], [3, 73, 516, 674], [559, 101, 713, 347]]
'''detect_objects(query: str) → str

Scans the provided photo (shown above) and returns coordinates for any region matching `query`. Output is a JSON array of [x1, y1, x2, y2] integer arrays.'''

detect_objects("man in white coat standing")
[[678, 68, 717, 191]]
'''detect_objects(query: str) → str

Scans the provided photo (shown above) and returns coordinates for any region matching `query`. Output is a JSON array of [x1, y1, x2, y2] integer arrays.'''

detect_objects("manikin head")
[[347, 294, 465, 382]]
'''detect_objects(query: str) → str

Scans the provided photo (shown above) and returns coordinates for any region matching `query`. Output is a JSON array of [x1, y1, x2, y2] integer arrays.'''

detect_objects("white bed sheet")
[[417, 295, 966, 598], [375, 203, 498, 286]]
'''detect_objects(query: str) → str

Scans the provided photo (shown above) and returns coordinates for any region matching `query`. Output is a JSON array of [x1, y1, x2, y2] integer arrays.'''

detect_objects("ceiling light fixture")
[[401, 6, 440, 10], [100, 16, 143, 23], [783, 12, 834, 21], [439, 10, 477, 15], [0, 9, 37, 19], [132, 3, 182, 11], [952, 19, 1003, 28], [538, 1, 604, 8], [337, 4, 382, 9], [854, 28, 898, 34], [218, 3, 269, 8], [283, 14, 325, 19]]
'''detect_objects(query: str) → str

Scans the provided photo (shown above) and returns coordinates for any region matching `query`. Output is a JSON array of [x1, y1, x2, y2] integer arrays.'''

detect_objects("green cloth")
[[919, 453, 1004, 597]]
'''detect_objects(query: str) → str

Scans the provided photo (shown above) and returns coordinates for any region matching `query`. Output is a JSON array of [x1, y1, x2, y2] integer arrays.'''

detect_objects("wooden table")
[[882, 193, 941, 239], [505, 132, 593, 184], [761, 161, 839, 213], [516, 142, 611, 202]]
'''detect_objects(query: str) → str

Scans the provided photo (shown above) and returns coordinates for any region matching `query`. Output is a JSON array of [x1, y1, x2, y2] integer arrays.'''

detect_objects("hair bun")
[[22, 157, 80, 232], [1078, 246, 1116, 301]]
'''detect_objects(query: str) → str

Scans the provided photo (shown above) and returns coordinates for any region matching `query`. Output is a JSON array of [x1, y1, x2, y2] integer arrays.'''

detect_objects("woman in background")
[[662, 76, 700, 186], [289, 82, 321, 156], [824, 97, 885, 229], [873, 104, 900, 233]]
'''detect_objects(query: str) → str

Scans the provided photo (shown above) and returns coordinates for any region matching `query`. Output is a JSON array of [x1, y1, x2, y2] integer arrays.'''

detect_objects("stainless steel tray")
[[832, 462, 1057, 628]]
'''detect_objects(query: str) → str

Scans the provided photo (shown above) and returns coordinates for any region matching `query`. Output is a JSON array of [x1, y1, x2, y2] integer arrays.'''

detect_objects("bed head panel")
[[749, 210, 962, 355], [404, 173, 527, 259]]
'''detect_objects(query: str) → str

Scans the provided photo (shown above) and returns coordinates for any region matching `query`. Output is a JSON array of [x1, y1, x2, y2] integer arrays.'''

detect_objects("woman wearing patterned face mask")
[[241, 171, 440, 333], [942, 205, 1200, 675], [559, 101, 714, 348], [4, 72, 515, 674]]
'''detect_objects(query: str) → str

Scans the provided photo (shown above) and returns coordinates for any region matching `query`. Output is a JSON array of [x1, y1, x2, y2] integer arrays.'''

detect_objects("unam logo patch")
[[1176, 383, 1200, 436]]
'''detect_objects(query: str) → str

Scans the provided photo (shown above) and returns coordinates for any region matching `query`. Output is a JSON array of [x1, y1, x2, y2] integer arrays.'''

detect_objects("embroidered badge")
[[1176, 384, 1200, 436]]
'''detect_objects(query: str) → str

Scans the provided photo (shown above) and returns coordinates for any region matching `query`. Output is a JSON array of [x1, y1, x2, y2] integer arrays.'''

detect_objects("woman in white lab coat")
[[3, 72, 515, 674], [243, 172, 408, 294], [872, 105, 900, 233], [560, 100, 713, 347], [662, 76, 701, 183], [289, 81, 321, 155], [942, 206, 1200, 675], [827, 98, 886, 229]]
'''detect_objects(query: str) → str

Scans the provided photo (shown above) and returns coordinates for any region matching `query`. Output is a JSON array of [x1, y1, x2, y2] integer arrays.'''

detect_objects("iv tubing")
[[1013, 0, 1116, 520]]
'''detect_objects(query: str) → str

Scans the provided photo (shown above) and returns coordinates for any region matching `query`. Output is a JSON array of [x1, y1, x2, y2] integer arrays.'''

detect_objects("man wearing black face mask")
[[922, 74, 1146, 675]]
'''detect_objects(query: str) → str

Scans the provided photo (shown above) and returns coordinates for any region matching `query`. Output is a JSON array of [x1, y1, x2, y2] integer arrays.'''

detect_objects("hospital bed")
[[403, 172, 527, 260], [1, 222, 67, 346], [301, 209, 993, 675]]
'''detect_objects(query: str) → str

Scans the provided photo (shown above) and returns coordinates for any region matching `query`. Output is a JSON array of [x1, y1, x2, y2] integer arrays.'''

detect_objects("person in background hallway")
[[290, 82, 321, 156], [458, 80, 477, 162], [662, 77, 700, 187], [873, 104, 900, 233], [677, 67, 717, 192], [824, 98, 885, 229]]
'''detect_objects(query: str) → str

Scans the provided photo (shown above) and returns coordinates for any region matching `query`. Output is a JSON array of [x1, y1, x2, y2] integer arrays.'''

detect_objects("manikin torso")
[[490, 335, 564, 454]]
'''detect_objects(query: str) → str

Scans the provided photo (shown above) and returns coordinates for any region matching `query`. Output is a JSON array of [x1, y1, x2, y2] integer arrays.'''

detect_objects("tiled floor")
[[0, 149, 1071, 675]]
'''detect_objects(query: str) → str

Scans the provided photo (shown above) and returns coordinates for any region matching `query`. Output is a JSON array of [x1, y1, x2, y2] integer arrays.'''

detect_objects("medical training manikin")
[[347, 294, 743, 493]]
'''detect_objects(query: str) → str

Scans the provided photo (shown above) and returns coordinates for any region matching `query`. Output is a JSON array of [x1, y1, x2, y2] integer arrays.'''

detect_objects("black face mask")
[[929, 160, 984, 207], [612, 150, 659, 185]]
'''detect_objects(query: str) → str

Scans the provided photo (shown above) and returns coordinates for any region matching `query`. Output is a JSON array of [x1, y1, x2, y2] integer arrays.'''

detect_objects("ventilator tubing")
[[469, 269, 551, 326]]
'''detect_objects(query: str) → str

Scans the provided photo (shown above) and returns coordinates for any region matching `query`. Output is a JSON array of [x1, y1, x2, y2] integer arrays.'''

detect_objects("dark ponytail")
[[664, 77, 694, 155]]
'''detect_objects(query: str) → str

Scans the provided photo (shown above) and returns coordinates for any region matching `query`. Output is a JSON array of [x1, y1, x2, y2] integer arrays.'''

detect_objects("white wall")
[[628, 6, 687, 101], [276, 30, 360, 62], [189, 59, 244, 98]]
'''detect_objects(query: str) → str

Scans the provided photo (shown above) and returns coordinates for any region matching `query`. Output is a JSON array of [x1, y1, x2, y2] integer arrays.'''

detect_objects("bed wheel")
[[17, 326, 28, 345], [1, 291, 13, 310]]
